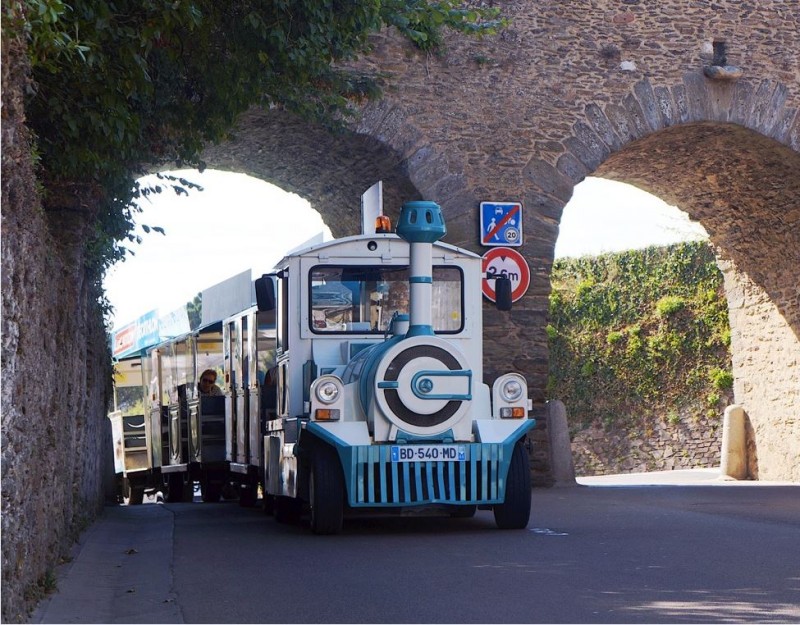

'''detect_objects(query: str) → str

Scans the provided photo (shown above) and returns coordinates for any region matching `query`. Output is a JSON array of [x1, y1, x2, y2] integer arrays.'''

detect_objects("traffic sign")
[[480, 202, 523, 247], [481, 247, 530, 303]]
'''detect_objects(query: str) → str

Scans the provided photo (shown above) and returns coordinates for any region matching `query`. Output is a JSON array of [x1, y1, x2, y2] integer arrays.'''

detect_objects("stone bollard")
[[720, 404, 747, 479], [547, 400, 577, 486]]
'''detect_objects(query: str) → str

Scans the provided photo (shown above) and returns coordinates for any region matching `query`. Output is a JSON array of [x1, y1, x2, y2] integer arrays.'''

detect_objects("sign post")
[[481, 247, 530, 303]]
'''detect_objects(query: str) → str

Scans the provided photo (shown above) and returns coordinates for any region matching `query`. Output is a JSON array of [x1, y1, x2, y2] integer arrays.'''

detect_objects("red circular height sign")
[[482, 247, 530, 303]]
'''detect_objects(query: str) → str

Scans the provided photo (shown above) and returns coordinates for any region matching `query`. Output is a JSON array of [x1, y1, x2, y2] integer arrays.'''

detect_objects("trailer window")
[[256, 310, 277, 383], [112, 358, 146, 416], [309, 265, 463, 334], [196, 329, 224, 392]]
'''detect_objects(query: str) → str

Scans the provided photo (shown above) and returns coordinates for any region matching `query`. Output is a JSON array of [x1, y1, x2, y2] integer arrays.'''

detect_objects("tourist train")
[[109, 184, 535, 533]]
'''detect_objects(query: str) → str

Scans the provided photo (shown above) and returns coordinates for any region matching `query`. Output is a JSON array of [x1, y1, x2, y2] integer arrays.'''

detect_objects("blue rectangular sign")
[[480, 202, 523, 247]]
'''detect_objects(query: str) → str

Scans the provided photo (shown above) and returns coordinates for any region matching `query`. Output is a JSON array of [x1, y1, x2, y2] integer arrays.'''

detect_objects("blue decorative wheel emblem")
[[417, 378, 434, 394]]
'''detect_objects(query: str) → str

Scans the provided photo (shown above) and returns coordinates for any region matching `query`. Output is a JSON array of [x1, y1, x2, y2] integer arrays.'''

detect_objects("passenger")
[[198, 369, 223, 396]]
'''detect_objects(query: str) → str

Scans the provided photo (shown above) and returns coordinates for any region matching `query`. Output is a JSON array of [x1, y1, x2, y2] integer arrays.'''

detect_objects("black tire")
[[200, 476, 222, 503], [274, 495, 302, 525], [493, 441, 531, 529], [310, 444, 344, 535], [221, 482, 239, 500], [239, 480, 258, 508], [125, 480, 145, 506], [262, 494, 275, 516], [115, 477, 126, 504], [166, 473, 185, 503]]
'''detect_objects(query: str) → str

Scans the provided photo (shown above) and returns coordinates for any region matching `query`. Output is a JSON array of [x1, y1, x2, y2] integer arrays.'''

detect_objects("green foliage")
[[187, 292, 202, 330], [709, 367, 733, 390], [655, 295, 685, 318], [5, 0, 505, 281], [548, 242, 733, 432], [23, 567, 57, 602], [381, 0, 505, 51]]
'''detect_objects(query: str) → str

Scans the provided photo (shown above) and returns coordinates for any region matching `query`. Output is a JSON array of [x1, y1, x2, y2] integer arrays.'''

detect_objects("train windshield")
[[309, 265, 463, 334]]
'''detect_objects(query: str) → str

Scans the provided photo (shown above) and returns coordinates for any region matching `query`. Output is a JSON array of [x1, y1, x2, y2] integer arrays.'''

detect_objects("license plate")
[[390, 445, 466, 462]]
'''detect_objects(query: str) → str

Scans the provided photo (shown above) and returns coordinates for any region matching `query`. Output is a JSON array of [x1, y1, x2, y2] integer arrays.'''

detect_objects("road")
[[33, 474, 800, 624]]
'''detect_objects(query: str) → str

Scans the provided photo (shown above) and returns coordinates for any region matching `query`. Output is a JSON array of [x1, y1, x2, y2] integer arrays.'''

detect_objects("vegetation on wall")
[[4, 0, 506, 283], [547, 241, 733, 435]]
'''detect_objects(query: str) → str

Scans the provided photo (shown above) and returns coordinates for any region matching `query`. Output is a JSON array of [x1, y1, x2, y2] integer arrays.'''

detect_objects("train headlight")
[[501, 379, 524, 402], [316, 380, 341, 404], [311, 375, 344, 421], [492, 373, 529, 419]]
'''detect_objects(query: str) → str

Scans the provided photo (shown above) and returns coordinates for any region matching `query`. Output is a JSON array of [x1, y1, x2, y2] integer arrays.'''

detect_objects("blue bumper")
[[305, 420, 535, 508]]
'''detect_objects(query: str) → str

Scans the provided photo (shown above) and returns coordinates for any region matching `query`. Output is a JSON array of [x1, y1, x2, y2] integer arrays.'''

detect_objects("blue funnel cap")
[[396, 201, 447, 243]]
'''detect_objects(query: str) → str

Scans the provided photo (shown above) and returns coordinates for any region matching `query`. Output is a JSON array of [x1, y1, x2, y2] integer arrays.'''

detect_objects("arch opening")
[[550, 122, 800, 482], [551, 177, 729, 478], [103, 169, 332, 329]]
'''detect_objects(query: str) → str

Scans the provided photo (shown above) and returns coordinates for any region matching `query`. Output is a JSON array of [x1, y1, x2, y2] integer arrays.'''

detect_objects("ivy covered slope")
[[547, 241, 734, 438]]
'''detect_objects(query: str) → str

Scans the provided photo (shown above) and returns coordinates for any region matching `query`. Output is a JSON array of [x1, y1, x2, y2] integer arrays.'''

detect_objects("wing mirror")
[[495, 276, 512, 311], [255, 275, 276, 312]]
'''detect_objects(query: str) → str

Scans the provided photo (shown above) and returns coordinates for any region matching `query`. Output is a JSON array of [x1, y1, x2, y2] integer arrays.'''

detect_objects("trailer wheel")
[[166, 473, 185, 503], [310, 444, 344, 535], [274, 496, 302, 525], [200, 476, 221, 503], [124, 480, 145, 506], [262, 494, 275, 516], [221, 482, 239, 500], [239, 480, 258, 508], [493, 441, 531, 529]]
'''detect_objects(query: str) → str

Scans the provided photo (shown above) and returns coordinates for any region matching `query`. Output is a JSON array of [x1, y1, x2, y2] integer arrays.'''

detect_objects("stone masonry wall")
[[719, 256, 800, 481], [571, 400, 731, 477], [1, 33, 114, 623]]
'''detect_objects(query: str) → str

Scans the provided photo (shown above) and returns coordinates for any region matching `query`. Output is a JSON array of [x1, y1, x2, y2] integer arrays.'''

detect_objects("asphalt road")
[[33, 474, 800, 624]]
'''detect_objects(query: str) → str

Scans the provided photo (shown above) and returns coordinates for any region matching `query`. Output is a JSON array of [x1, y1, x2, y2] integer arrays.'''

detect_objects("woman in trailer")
[[198, 369, 223, 396]]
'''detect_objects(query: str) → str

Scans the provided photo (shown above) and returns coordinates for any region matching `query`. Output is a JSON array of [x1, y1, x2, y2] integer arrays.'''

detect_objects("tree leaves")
[[9, 0, 505, 282]]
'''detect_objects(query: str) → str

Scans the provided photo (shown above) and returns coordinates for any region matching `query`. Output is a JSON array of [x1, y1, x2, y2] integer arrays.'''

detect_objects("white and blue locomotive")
[[257, 198, 535, 533]]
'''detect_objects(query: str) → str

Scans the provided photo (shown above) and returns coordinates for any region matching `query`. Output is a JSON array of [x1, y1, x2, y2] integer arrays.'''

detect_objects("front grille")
[[347, 443, 507, 506]]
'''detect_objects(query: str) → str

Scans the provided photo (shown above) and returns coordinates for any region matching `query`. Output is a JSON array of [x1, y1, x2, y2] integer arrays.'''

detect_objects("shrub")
[[709, 367, 733, 390], [655, 295, 686, 318]]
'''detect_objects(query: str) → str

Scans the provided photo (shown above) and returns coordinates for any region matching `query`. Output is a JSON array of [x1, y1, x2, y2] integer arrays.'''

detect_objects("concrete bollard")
[[547, 400, 577, 486], [720, 404, 747, 479]]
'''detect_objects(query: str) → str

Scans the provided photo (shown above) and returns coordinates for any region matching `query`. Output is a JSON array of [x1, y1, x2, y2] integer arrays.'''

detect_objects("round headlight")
[[316, 380, 340, 404], [501, 378, 524, 402]]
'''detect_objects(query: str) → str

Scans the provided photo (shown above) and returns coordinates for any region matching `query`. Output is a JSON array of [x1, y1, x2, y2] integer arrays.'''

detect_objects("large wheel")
[[309, 444, 344, 535], [493, 441, 531, 529], [274, 495, 302, 525]]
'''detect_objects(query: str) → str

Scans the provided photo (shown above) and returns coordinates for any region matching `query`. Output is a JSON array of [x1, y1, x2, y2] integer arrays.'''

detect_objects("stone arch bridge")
[[202, 1, 799, 481]]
